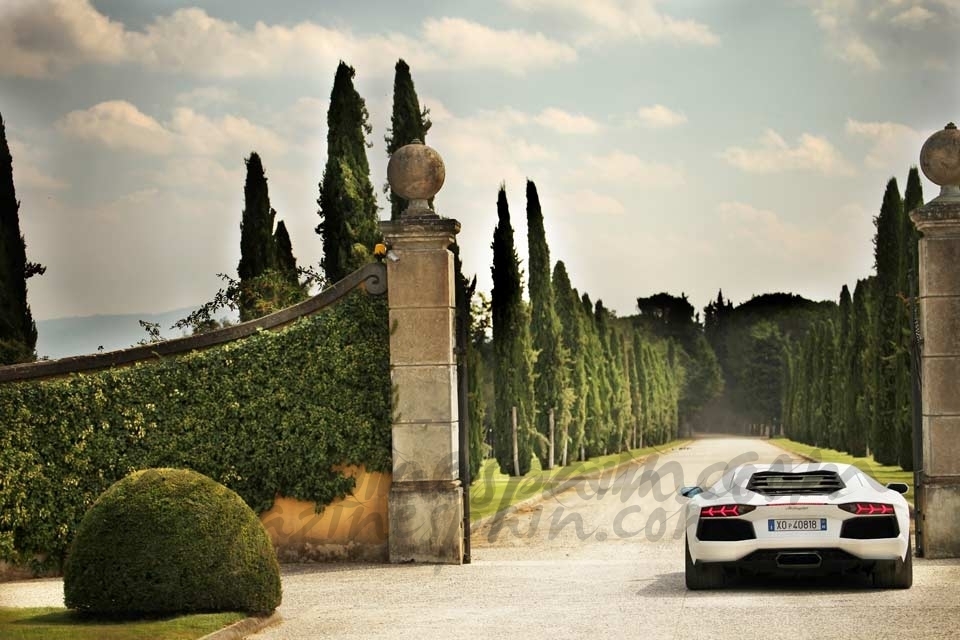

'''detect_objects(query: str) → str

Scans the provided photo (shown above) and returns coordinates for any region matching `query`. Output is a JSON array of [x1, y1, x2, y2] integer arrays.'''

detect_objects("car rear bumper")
[[689, 533, 907, 564], [715, 548, 904, 576]]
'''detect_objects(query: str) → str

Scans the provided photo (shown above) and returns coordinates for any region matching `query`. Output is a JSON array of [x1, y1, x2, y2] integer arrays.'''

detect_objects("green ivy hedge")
[[0, 291, 390, 571]]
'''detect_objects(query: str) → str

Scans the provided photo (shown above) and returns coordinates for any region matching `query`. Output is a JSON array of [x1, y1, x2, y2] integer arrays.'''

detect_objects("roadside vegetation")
[[0, 607, 244, 640], [470, 439, 690, 521]]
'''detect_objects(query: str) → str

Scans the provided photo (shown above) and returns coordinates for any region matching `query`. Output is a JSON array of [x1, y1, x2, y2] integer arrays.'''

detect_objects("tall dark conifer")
[[848, 278, 871, 456], [491, 186, 535, 475], [238, 153, 278, 321], [385, 59, 431, 220], [273, 220, 298, 286], [0, 113, 43, 364], [897, 168, 923, 469], [525, 180, 569, 467], [872, 178, 904, 465], [836, 285, 854, 452], [317, 61, 380, 282], [553, 261, 587, 463]]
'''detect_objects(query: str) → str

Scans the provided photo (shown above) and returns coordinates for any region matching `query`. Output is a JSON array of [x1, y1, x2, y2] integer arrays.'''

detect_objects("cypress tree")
[[238, 152, 277, 283], [872, 179, 904, 465], [273, 220, 299, 286], [609, 328, 632, 451], [452, 242, 486, 481], [554, 261, 588, 464], [317, 61, 380, 283], [624, 332, 641, 448], [582, 295, 611, 455], [848, 278, 871, 457], [0, 113, 43, 364], [896, 168, 923, 469], [237, 152, 277, 321], [836, 285, 854, 452], [816, 319, 838, 449], [491, 186, 535, 476], [781, 347, 796, 437], [861, 276, 880, 457], [526, 180, 570, 467], [385, 59, 432, 220], [237, 153, 303, 321], [800, 324, 819, 444]]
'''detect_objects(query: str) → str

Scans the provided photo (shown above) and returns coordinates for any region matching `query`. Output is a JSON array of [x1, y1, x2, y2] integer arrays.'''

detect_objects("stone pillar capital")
[[911, 199, 960, 238], [381, 217, 461, 251]]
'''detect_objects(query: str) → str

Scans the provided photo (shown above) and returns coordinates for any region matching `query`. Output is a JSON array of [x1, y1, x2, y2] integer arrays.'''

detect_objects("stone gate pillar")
[[912, 122, 960, 559], [381, 140, 463, 564]]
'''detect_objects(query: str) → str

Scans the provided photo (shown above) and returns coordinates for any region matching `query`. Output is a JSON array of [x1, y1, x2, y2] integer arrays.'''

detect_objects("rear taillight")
[[839, 503, 895, 515], [700, 504, 756, 518]]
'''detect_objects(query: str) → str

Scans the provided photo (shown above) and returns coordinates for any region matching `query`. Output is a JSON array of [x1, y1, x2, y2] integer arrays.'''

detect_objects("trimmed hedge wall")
[[0, 291, 390, 570]]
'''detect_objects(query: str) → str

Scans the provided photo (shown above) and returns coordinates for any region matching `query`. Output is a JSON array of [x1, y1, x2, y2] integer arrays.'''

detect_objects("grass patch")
[[469, 440, 690, 521], [0, 607, 245, 640], [770, 438, 914, 504]]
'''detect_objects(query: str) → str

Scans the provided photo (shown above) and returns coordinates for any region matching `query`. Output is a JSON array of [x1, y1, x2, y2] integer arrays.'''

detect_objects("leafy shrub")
[[0, 291, 390, 570], [64, 468, 281, 616]]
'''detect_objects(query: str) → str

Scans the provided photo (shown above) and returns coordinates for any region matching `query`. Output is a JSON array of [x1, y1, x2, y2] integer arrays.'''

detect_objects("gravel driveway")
[[252, 437, 960, 639]]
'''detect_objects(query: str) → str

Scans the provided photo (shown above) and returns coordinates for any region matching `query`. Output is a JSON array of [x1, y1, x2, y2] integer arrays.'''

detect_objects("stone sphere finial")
[[387, 139, 445, 217], [920, 123, 960, 193]]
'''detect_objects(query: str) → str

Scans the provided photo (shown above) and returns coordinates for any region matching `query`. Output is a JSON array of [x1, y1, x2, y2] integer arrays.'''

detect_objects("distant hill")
[[35, 307, 238, 360]]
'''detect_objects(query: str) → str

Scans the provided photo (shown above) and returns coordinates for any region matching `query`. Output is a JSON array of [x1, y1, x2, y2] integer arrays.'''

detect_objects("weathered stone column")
[[911, 122, 960, 559], [381, 140, 463, 564]]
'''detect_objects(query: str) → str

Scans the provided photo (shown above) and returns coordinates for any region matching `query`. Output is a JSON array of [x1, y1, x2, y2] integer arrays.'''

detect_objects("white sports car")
[[680, 462, 912, 589]]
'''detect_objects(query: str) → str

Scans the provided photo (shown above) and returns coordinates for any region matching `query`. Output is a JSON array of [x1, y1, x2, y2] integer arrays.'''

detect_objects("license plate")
[[768, 518, 827, 532]]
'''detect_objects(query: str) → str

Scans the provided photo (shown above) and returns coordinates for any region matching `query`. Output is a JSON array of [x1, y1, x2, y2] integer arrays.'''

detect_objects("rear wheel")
[[873, 540, 913, 589], [685, 536, 726, 590]]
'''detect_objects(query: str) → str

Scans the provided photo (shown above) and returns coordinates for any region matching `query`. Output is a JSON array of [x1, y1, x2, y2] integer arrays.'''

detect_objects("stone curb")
[[768, 441, 916, 518], [470, 442, 690, 534], [197, 612, 282, 640]]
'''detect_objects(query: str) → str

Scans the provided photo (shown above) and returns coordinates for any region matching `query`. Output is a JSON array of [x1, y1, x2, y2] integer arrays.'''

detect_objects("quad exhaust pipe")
[[776, 551, 822, 569]]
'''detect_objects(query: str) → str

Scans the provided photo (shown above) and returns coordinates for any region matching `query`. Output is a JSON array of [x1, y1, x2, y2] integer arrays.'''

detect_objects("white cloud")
[[891, 5, 936, 27], [533, 108, 601, 134], [144, 157, 241, 190], [430, 107, 556, 190], [58, 101, 175, 155], [806, 0, 959, 71], [175, 86, 240, 108], [0, 0, 126, 77], [58, 101, 287, 159], [123, 7, 422, 78], [420, 97, 453, 124], [718, 201, 833, 259], [169, 108, 287, 158], [507, 0, 719, 46], [845, 118, 924, 169], [0, 2, 576, 78], [565, 189, 626, 216], [579, 151, 686, 187], [421, 18, 576, 74], [8, 137, 69, 191], [839, 37, 881, 70], [93, 187, 162, 222], [719, 129, 855, 176], [635, 104, 687, 128]]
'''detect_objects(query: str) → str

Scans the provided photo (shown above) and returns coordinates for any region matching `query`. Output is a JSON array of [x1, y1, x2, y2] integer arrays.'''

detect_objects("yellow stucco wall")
[[259, 466, 391, 562]]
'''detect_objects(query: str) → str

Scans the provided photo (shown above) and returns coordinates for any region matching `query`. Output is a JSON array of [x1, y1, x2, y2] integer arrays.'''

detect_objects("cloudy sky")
[[1, 0, 957, 325]]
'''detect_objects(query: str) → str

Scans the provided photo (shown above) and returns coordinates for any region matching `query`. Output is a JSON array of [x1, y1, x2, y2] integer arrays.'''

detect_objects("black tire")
[[873, 541, 913, 589], [685, 536, 726, 590]]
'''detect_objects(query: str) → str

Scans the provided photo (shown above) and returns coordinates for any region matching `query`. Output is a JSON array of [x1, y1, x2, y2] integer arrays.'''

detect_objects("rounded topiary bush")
[[64, 468, 281, 616]]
